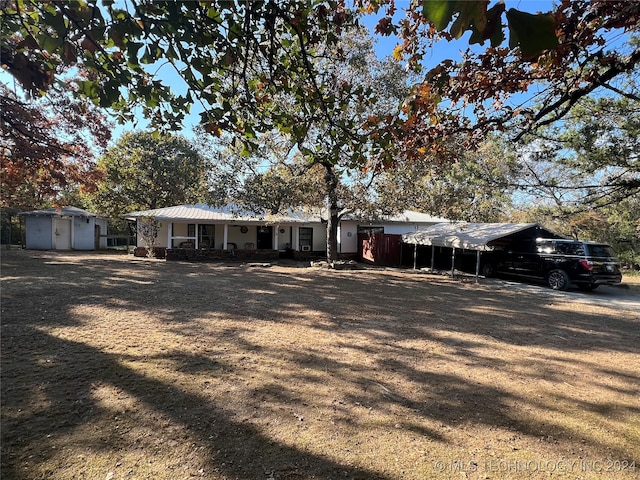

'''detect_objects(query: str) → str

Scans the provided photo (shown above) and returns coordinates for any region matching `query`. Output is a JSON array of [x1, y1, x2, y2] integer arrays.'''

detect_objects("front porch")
[[124, 205, 335, 261], [131, 219, 327, 261]]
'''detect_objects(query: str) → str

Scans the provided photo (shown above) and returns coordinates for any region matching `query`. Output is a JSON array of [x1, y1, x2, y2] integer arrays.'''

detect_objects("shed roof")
[[123, 204, 322, 224], [401, 222, 556, 252], [19, 206, 102, 218]]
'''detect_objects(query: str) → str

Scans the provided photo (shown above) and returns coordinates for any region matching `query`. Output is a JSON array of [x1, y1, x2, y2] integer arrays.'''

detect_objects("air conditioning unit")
[[301, 245, 311, 252]]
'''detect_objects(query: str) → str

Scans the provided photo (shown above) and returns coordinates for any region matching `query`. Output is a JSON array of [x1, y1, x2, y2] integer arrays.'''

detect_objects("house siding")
[[72, 217, 97, 250]]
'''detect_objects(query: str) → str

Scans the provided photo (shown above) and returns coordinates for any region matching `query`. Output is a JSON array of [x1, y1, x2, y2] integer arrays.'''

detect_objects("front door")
[[256, 226, 273, 250]]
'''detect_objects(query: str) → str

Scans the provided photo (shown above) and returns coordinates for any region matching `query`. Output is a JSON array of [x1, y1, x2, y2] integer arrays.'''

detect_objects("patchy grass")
[[1, 250, 639, 480]]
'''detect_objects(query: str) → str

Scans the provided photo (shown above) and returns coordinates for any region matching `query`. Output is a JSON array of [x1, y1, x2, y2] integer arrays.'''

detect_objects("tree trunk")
[[323, 163, 340, 263]]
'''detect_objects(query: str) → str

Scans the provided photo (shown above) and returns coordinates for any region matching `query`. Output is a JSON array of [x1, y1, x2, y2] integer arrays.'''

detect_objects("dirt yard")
[[1, 250, 639, 480]]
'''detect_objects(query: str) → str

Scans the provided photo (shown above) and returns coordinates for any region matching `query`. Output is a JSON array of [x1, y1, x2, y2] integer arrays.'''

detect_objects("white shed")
[[19, 206, 108, 250]]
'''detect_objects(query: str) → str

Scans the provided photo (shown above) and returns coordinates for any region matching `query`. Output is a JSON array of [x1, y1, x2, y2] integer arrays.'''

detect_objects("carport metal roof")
[[401, 222, 552, 252]]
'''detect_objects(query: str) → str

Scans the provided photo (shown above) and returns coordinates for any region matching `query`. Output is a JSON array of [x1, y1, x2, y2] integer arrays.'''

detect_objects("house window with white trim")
[[198, 224, 215, 248], [299, 227, 313, 251]]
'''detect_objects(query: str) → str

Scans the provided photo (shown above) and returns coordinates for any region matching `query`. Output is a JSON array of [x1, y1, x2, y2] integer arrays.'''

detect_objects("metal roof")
[[123, 204, 451, 226], [401, 222, 550, 251], [19, 206, 102, 218], [341, 210, 449, 224], [123, 204, 322, 224]]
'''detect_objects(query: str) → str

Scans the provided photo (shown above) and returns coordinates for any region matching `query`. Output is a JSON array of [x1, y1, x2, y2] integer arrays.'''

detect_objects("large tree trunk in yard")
[[326, 206, 339, 263], [323, 163, 340, 264]]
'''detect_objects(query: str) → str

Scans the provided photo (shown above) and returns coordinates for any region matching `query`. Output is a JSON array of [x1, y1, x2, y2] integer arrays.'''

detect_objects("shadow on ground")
[[2, 250, 639, 479]]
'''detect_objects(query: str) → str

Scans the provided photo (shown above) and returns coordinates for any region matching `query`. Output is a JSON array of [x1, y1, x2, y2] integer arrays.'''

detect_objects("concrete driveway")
[[489, 278, 640, 313]]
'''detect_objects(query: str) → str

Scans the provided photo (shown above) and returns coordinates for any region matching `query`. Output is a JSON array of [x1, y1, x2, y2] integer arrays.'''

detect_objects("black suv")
[[483, 238, 622, 291]]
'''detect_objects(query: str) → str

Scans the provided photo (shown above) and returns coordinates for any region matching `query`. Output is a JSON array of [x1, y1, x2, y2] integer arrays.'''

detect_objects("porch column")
[[293, 226, 299, 251], [475, 250, 481, 283], [223, 224, 228, 250], [168, 222, 173, 248], [274, 225, 279, 250], [195, 223, 199, 249], [413, 244, 417, 270]]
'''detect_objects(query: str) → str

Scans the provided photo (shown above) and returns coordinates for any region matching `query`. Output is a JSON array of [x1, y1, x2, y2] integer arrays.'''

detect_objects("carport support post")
[[431, 245, 435, 271], [413, 243, 417, 270], [475, 250, 481, 283], [451, 247, 456, 278]]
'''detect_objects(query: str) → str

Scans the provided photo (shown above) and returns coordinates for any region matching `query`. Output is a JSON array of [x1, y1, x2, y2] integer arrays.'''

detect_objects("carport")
[[401, 222, 561, 281]]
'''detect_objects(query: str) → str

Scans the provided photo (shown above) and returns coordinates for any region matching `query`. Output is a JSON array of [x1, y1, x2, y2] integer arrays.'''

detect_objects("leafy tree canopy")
[[369, 1, 640, 156], [514, 94, 640, 211], [88, 131, 210, 217], [3, 1, 638, 155], [374, 136, 518, 222], [0, 81, 110, 211]]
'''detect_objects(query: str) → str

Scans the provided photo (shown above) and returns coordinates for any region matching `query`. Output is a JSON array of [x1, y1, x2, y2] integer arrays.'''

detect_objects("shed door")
[[53, 218, 72, 250]]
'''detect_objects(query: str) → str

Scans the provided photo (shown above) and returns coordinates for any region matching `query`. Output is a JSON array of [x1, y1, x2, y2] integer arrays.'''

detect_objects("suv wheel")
[[547, 269, 570, 291]]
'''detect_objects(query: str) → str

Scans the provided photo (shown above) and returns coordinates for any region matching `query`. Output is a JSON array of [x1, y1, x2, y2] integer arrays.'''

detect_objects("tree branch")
[[515, 46, 640, 141]]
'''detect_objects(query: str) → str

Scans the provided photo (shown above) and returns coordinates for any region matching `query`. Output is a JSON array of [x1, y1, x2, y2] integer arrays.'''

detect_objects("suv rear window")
[[585, 244, 616, 258]]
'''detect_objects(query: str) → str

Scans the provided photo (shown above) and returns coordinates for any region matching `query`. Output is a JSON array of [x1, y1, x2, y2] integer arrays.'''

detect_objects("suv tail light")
[[579, 259, 593, 271]]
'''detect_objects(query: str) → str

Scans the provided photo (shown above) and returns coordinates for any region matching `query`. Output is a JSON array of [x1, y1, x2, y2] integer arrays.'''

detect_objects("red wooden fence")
[[358, 233, 403, 266]]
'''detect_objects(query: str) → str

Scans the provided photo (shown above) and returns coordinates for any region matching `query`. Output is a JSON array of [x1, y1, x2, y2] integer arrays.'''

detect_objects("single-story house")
[[123, 204, 448, 259], [19, 206, 108, 250], [401, 221, 564, 277]]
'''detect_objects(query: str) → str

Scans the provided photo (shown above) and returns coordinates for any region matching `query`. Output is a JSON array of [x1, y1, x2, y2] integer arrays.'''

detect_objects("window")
[[357, 226, 384, 234], [299, 227, 313, 250], [198, 224, 215, 248], [187, 224, 196, 237], [586, 244, 615, 258]]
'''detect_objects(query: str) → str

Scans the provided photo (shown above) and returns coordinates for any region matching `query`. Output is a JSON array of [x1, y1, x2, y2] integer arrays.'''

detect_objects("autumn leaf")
[[392, 44, 403, 61]]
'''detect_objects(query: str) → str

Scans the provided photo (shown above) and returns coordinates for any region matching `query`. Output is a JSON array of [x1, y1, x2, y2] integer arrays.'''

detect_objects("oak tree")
[[89, 131, 210, 217], [367, 1, 640, 156], [0, 81, 110, 210]]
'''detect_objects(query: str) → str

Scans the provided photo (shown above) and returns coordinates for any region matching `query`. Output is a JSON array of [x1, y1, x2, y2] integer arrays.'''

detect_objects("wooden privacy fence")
[[359, 233, 403, 266]]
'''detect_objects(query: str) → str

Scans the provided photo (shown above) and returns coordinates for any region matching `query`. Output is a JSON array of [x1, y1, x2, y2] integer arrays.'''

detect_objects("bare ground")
[[1, 249, 639, 480]]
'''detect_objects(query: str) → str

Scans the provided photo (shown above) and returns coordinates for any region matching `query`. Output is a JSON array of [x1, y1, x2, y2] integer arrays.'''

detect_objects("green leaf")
[[449, 1, 478, 39], [506, 9, 558, 59], [206, 7, 221, 22], [77, 80, 100, 99], [422, 0, 456, 31], [140, 46, 155, 64]]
